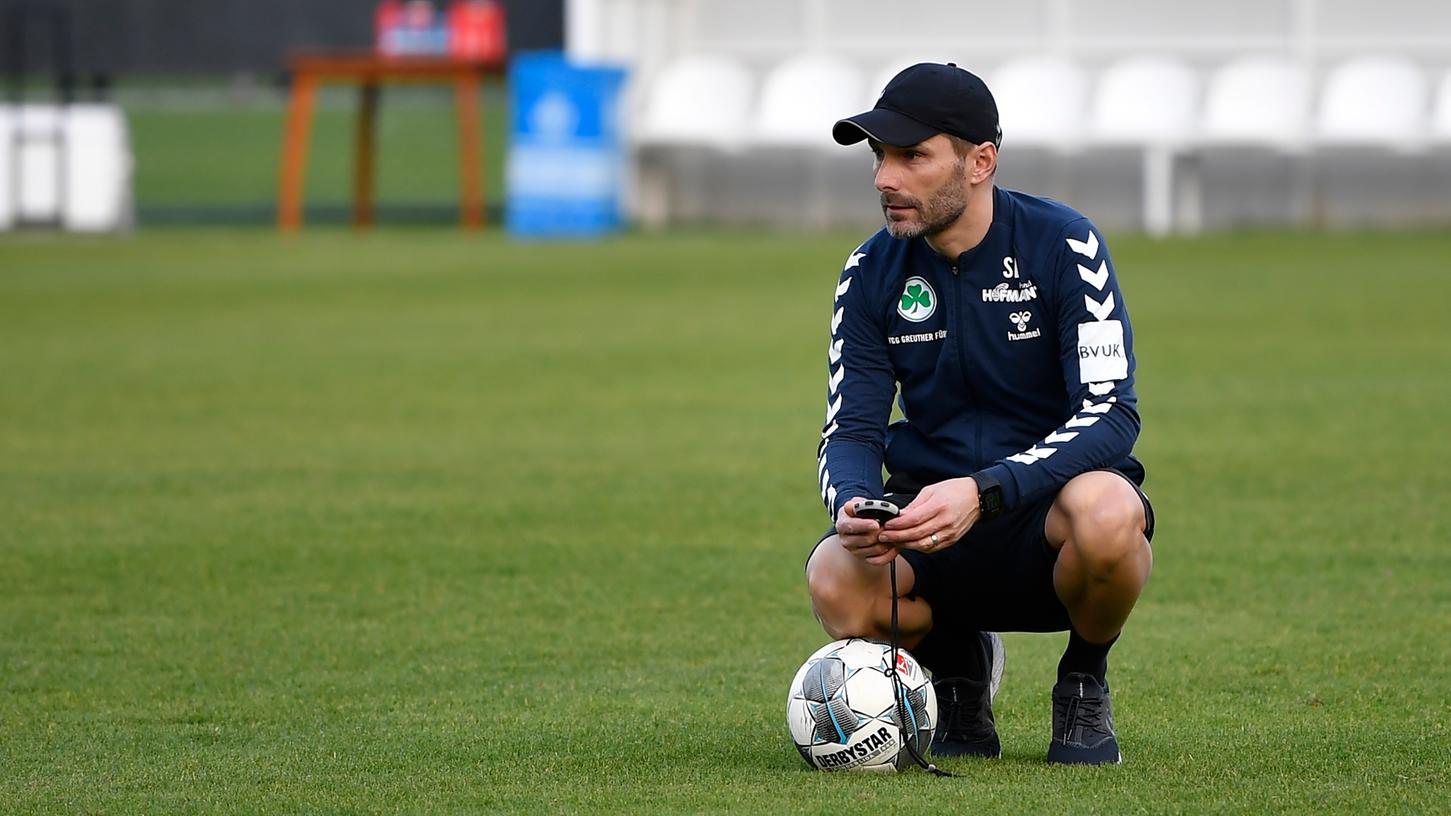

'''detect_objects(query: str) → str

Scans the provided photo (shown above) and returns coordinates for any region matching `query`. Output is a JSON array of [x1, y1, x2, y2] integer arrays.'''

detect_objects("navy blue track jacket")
[[817, 186, 1145, 518]]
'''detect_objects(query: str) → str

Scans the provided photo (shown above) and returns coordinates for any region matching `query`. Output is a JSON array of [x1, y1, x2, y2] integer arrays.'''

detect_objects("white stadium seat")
[[636, 55, 754, 150], [0, 107, 14, 229], [62, 105, 135, 232], [9, 105, 64, 224], [1430, 69, 1451, 144], [0, 103, 134, 232], [590, 0, 1451, 230], [752, 54, 866, 149], [633, 55, 755, 227], [1086, 56, 1201, 236], [1201, 56, 1311, 151], [1089, 56, 1201, 147], [990, 56, 1090, 151], [1315, 56, 1429, 151]]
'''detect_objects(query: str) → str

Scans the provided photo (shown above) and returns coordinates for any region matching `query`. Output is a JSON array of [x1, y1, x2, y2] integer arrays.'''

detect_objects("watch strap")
[[971, 471, 1005, 519]]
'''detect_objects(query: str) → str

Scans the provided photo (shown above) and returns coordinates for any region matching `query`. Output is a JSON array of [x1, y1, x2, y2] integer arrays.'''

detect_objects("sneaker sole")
[[931, 737, 1002, 759], [1046, 743, 1122, 766]]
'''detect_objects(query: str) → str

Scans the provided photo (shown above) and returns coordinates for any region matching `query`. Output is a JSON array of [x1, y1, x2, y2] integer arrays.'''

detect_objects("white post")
[[1291, 0, 1318, 229], [564, 0, 604, 61], [1142, 146, 1175, 237]]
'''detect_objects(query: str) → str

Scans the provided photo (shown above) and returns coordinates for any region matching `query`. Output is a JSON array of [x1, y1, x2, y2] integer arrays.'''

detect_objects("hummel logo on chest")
[[1008, 310, 1041, 342]]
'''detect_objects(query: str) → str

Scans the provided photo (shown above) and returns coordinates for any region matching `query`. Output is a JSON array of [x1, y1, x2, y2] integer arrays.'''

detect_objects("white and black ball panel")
[[786, 638, 938, 772], [799, 657, 859, 744]]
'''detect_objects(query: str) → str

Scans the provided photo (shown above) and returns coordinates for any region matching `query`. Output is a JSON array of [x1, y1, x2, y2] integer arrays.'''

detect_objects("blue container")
[[506, 51, 628, 238]]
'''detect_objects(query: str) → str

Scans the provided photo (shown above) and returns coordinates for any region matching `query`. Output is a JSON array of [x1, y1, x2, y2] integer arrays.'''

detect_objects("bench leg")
[[278, 74, 318, 232]]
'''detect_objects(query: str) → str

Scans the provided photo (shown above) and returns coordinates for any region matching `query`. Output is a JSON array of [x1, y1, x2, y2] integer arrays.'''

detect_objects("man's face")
[[870, 134, 968, 240]]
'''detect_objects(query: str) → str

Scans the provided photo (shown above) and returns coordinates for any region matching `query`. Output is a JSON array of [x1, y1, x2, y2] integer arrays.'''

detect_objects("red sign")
[[448, 0, 507, 64]]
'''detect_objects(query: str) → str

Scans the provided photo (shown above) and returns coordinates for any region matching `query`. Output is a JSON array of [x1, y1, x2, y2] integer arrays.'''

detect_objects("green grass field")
[[1, 228, 1449, 813]]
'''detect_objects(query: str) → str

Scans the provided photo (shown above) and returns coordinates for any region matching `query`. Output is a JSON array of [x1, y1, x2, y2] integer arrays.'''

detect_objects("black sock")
[[912, 626, 990, 682], [1057, 629, 1117, 684]]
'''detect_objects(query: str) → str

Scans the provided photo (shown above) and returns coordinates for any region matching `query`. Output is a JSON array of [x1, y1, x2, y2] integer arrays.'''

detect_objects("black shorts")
[[813, 469, 1155, 634]]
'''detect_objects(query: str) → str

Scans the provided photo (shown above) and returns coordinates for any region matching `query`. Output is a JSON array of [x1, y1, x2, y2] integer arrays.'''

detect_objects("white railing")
[[568, 0, 1451, 72], [569, 0, 1451, 232]]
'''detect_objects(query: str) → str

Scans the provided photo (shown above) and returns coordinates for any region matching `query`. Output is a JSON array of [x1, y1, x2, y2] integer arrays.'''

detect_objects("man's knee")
[[806, 537, 886, 639], [1054, 473, 1150, 575]]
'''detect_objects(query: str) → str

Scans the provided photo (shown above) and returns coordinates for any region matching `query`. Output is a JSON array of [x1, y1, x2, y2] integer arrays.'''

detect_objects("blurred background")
[[614, 0, 1451, 234], [3, 0, 1449, 236], [0, 0, 559, 229]]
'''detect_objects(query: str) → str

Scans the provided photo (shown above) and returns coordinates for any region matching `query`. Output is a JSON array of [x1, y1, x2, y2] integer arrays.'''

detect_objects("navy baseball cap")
[[833, 62, 1002, 149]]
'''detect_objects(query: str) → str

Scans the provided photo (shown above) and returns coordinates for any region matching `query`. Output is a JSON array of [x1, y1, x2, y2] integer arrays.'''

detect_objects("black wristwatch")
[[971, 472, 1005, 519]]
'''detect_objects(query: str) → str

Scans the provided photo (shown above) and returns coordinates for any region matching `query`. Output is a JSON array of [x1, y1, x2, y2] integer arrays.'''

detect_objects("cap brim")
[[832, 108, 939, 147]]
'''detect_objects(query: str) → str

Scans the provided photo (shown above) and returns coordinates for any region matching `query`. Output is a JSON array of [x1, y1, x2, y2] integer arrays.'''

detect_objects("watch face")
[[972, 474, 1004, 517], [981, 486, 1003, 516]]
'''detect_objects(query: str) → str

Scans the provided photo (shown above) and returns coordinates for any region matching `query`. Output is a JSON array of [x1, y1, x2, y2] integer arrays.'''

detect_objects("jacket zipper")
[[950, 263, 982, 469]]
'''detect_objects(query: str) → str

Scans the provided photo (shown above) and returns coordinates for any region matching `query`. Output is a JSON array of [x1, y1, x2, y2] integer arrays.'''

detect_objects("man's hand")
[[877, 477, 981, 553], [835, 498, 899, 566]]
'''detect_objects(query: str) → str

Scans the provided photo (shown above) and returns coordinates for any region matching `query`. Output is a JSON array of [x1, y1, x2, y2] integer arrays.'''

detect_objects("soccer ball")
[[786, 638, 937, 772]]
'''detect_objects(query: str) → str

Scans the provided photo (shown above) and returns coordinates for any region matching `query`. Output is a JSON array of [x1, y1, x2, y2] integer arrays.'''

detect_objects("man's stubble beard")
[[882, 159, 968, 240]]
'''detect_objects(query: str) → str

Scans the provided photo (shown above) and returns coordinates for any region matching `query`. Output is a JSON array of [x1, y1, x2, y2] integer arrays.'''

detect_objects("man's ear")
[[972, 143, 998, 183]]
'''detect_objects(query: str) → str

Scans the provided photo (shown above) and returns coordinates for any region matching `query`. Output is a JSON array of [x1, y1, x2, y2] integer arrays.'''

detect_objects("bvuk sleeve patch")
[[1076, 319, 1127, 383]]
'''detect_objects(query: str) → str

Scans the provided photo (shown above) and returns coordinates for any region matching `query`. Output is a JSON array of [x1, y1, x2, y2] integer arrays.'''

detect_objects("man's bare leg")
[[1046, 471, 1153, 646], [1042, 470, 1153, 765], [805, 537, 929, 647]]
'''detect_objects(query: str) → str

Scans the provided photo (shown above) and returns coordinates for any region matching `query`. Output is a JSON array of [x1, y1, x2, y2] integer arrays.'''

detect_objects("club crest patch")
[[897, 277, 936, 322]]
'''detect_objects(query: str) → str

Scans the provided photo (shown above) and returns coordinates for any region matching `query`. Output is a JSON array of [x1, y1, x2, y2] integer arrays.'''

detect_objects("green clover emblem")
[[901, 283, 932, 312], [897, 277, 937, 322]]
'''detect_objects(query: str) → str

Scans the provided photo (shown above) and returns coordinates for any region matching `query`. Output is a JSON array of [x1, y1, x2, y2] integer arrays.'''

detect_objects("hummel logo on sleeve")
[[1066, 230, 1099, 260], [1077, 261, 1108, 291], [1084, 292, 1115, 321], [825, 394, 843, 423], [1007, 445, 1058, 465]]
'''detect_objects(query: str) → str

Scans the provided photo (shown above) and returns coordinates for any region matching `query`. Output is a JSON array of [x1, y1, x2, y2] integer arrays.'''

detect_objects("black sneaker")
[[1047, 672, 1122, 765], [930, 632, 1004, 758]]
